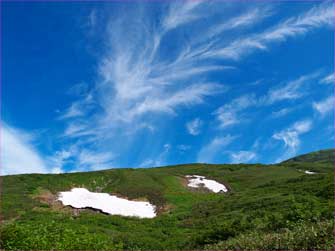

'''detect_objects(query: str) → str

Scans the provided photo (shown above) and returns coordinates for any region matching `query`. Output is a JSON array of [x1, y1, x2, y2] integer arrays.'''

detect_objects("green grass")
[[0, 149, 333, 250]]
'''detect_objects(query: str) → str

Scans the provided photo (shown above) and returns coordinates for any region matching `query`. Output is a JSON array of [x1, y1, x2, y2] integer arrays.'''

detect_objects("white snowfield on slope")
[[305, 170, 317, 174], [186, 175, 228, 193], [58, 188, 156, 218]]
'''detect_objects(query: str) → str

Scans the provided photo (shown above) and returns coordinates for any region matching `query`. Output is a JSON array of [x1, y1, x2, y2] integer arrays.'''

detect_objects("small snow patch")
[[186, 175, 228, 193], [304, 170, 317, 175], [58, 188, 156, 218]]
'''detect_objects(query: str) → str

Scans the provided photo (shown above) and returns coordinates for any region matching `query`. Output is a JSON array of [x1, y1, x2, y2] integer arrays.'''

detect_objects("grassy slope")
[[282, 148, 334, 164], [0, 150, 334, 250]]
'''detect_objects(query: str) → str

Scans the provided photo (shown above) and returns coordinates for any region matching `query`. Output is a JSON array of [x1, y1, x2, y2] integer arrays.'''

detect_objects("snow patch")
[[186, 175, 228, 193], [304, 170, 317, 174], [58, 188, 156, 218]]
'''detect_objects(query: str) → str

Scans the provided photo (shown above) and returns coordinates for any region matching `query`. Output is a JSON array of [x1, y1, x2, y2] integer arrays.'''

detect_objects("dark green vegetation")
[[1, 149, 334, 250]]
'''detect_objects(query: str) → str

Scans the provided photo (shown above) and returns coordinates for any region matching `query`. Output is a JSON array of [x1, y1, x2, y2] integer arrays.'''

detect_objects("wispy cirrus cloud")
[[47, 142, 115, 173], [271, 107, 295, 118], [60, 2, 263, 170], [81, 4, 231, 129], [197, 135, 237, 163], [186, 118, 203, 135], [77, 149, 115, 171], [162, 4, 273, 65], [48, 150, 72, 174], [262, 73, 319, 105], [1, 123, 48, 175], [214, 72, 321, 128], [313, 96, 333, 115], [206, 7, 273, 39], [203, 2, 333, 60], [59, 102, 85, 120], [214, 94, 257, 128], [55, 1, 332, 171], [273, 119, 312, 162], [162, 1, 205, 31], [58, 83, 94, 120], [230, 151, 257, 163], [319, 73, 334, 84]]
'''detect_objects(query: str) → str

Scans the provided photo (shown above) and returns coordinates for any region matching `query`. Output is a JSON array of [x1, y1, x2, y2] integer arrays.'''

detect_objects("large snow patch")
[[58, 188, 156, 218], [186, 175, 228, 193]]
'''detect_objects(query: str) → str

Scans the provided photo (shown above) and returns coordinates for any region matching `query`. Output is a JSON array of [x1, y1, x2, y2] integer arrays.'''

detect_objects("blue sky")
[[2, 1, 334, 175]]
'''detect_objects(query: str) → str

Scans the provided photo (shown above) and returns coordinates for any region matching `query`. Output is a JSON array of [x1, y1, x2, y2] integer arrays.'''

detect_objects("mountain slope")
[[0, 150, 333, 250], [282, 149, 334, 164]]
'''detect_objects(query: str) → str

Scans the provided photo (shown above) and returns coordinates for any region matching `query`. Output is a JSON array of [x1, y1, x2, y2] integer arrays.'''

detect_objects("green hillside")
[[282, 149, 334, 164], [0, 150, 334, 250]]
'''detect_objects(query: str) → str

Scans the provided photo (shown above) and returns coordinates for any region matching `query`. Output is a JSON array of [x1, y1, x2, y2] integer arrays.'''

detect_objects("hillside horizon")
[[1, 147, 333, 250], [1, 148, 333, 177]]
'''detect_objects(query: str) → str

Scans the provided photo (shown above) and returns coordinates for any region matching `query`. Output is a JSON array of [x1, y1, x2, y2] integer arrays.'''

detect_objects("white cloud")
[[55, 2, 332, 170], [64, 123, 86, 137], [263, 73, 319, 104], [62, 3, 280, 142], [0, 124, 113, 175], [203, 2, 333, 60], [214, 94, 257, 128], [58, 92, 93, 120], [273, 119, 312, 162], [59, 2, 243, 167], [271, 107, 294, 118], [126, 83, 221, 118], [92, 20, 229, 126], [173, 5, 273, 63], [1, 124, 48, 175], [225, 8, 269, 29], [197, 135, 237, 163], [214, 72, 321, 128], [313, 96, 333, 115], [59, 103, 85, 119], [77, 149, 114, 171], [162, 1, 205, 31], [207, 7, 272, 39], [230, 151, 256, 163], [319, 73, 333, 84], [47, 149, 73, 174], [186, 118, 203, 135]]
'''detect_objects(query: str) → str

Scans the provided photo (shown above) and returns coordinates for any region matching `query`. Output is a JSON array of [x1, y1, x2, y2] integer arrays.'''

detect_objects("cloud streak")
[[197, 135, 237, 163], [162, 1, 205, 31], [313, 96, 333, 115], [273, 119, 312, 162], [262, 72, 319, 104], [320, 73, 334, 84], [214, 94, 257, 128], [186, 118, 203, 136], [203, 2, 333, 60], [1, 124, 48, 175], [214, 72, 321, 128], [230, 151, 256, 164]]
